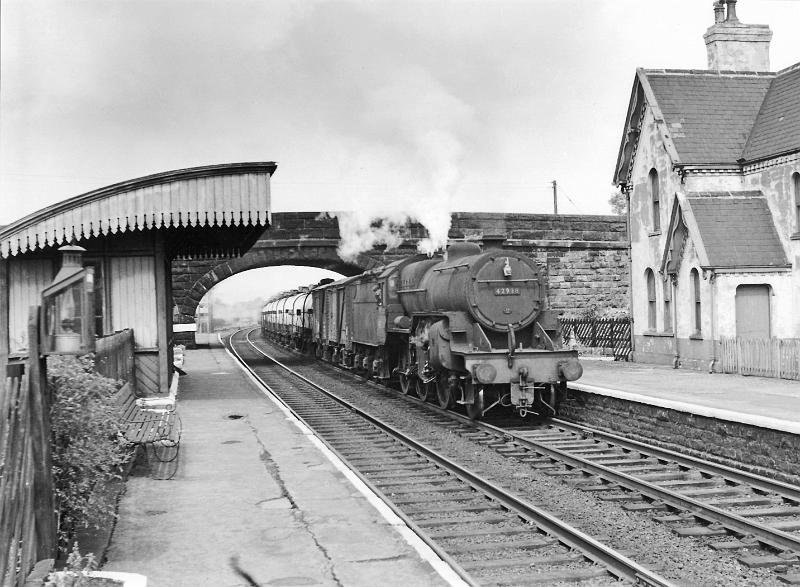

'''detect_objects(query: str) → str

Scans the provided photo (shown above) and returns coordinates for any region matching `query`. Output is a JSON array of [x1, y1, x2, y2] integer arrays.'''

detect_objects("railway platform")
[[102, 343, 458, 587], [574, 358, 800, 434]]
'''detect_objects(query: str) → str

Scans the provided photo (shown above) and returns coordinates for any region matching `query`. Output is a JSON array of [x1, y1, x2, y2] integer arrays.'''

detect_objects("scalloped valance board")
[[0, 162, 276, 259]]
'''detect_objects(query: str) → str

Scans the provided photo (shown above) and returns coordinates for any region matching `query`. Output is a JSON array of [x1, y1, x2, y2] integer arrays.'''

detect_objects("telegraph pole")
[[552, 180, 558, 214]]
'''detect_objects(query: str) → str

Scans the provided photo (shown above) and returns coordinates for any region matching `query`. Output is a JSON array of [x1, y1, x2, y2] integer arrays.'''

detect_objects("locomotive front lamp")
[[41, 245, 96, 355]]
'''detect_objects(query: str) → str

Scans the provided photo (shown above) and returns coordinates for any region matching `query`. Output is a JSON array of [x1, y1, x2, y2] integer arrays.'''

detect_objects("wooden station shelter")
[[0, 162, 276, 395]]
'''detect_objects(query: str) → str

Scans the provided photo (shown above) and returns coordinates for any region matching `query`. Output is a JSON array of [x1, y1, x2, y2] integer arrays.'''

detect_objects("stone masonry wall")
[[172, 212, 630, 342], [560, 389, 800, 486]]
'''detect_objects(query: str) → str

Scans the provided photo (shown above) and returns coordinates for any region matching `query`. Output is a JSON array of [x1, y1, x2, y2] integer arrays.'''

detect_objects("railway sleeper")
[[580, 483, 622, 492], [622, 501, 669, 512], [360, 464, 437, 475], [429, 526, 537, 540], [634, 472, 690, 482], [677, 487, 746, 499], [655, 478, 721, 489], [589, 457, 653, 466], [485, 567, 611, 586], [374, 476, 454, 487], [739, 506, 800, 518], [597, 492, 642, 502], [390, 492, 478, 505], [614, 464, 682, 474], [738, 553, 800, 568], [459, 552, 583, 571], [416, 514, 509, 528], [403, 502, 500, 515], [673, 524, 729, 537], [565, 447, 621, 456], [383, 483, 465, 495], [446, 538, 557, 554], [769, 520, 800, 532], [708, 496, 777, 508], [343, 455, 421, 465]]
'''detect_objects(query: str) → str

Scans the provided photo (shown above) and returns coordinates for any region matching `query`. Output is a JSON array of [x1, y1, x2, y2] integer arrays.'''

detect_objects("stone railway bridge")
[[172, 211, 629, 342]]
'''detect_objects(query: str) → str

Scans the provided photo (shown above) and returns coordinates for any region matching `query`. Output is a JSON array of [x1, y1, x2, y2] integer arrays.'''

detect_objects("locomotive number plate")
[[494, 287, 520, 296]]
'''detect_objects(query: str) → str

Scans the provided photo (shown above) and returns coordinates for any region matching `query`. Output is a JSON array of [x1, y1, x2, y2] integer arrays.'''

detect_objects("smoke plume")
[[332, 65, 475, 262]]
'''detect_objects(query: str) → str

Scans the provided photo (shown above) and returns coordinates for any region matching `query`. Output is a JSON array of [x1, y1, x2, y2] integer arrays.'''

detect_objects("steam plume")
[[332, 65, 475, 262]]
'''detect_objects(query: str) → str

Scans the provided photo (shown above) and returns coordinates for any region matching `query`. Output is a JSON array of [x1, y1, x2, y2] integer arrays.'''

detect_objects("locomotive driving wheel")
[[436, 372, 455, 409], [415, 378, 433, 402], [398, 348, 412, 395], [465, 382, 484, 420]]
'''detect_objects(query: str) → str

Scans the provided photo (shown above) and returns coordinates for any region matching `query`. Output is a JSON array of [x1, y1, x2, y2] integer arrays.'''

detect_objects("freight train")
[[261, 241, 582, 419]]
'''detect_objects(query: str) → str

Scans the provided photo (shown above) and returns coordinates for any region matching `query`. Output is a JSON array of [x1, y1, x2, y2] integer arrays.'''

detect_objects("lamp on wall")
[[40, 245, 96, 355]]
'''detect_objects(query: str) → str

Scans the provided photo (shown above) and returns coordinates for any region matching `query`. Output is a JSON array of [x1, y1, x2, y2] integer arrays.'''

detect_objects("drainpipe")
[[624, 185, 635, 360], [671, 275, 679, 369], [708, 270, 717, 373]]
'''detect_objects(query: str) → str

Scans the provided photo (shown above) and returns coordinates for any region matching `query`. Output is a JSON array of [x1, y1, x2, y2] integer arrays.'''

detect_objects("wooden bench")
[[114, 382, 181, 479]]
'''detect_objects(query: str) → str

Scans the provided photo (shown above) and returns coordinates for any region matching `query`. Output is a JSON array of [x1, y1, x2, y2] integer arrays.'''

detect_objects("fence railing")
[[95, 329, 135, 385], [1, 309, 57, 586], [720, 336, 800, 380], [560, 317, 632, 361]]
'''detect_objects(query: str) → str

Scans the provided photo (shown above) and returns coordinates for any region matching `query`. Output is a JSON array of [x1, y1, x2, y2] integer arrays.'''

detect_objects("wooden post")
[[27, 306, 57, 559], [0, 258, 8, 364], [154, 234, 169, 394]]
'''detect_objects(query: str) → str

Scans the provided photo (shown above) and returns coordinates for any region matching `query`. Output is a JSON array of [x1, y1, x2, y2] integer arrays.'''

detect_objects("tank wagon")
[[261, 286, 314, 351], [261, 242, 582, 419]]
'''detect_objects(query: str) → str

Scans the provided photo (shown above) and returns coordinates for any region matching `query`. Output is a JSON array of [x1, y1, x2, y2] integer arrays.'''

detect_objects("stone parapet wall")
[[172, 212, 630, 331], [559, 389, 800, 486]]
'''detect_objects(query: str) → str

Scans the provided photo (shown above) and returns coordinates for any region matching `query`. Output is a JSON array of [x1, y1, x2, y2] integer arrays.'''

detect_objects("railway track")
[[228, 329, 673, 586], [251, 330, 800, 583]]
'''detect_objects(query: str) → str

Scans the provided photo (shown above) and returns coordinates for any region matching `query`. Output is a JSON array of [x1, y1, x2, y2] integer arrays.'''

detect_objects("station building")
[[0, 162, 275, 394], [614, 0, 800, 371]]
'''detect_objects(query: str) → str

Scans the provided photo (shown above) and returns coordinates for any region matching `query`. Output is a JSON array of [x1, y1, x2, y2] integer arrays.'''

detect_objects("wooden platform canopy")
[[0, 162, 276, 395]]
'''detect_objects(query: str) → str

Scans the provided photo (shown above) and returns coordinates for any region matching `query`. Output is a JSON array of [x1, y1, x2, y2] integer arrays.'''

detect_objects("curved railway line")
[[241, 328, 800, 583], [227, 329, 674, 586]]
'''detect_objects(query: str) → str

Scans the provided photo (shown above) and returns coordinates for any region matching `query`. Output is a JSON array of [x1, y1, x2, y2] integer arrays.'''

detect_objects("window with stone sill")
[[650, 168, 661, 232], [646, 268, 657, 330]]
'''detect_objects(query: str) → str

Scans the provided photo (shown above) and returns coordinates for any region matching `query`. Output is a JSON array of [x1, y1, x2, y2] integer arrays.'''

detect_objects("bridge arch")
[[173, 244, 381, 323]]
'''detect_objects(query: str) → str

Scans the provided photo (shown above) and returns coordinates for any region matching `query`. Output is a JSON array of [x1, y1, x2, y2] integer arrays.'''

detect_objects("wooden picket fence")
[[720, 336, 800, 380], [560, 317, 632, 361], [1, 309, 57, 587]]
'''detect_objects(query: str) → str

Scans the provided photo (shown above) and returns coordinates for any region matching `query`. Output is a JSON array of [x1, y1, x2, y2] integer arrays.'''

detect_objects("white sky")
[[2, 0, 798, 229], [2, 1, 798, 304]]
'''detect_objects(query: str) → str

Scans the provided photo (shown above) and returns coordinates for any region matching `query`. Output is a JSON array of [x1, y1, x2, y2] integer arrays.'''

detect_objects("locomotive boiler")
[[261, 241, 582, 419]]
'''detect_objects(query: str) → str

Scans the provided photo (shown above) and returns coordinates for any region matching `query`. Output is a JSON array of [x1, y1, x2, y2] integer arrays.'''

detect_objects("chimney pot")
[[725, 0, 739, 23], [713, 1, 725, 24]]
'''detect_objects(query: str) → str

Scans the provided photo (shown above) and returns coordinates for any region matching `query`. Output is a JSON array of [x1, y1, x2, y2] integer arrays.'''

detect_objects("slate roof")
[[743, 63, 800, 161], [644, 70, 773, 164], [687, 194, 788, 268]]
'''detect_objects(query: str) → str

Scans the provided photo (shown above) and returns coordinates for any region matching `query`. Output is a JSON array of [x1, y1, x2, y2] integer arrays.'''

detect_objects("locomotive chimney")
[[704, 0, 772, 71], [481, 234, 506, 251]]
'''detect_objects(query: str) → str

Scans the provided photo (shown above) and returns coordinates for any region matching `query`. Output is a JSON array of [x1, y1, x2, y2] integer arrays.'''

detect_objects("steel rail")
[[472, 418, 800, 554], [547, 417, 800, 503], [235, 329, 675, 587], [226, 330, 479, 587]]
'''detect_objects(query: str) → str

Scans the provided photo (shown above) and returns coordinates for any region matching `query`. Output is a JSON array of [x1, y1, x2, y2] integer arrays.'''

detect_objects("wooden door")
[[735, 284, 771, 338]]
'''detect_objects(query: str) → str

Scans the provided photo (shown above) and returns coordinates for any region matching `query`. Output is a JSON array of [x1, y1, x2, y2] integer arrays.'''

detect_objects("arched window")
[[662, 278, 672, 332], [793, 172, 800, 233], [691, 268, 701, 334], [646, 269, 656, 330], [649, 168, 660, 232]]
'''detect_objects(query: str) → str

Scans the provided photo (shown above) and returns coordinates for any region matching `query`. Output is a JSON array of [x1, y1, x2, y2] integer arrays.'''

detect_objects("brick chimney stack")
[[704, 0, 772, 71]]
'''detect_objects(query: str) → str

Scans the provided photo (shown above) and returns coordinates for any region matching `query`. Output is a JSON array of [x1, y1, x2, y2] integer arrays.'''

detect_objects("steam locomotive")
[[261, 241, 582, 419]]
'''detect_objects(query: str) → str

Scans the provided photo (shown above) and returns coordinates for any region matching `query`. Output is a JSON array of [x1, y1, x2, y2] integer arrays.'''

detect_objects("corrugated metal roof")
[[688, 194, 788, 268], [0, 162, 276, 258], [742, 63, 800, 161], [644, 70, 773, 164]]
